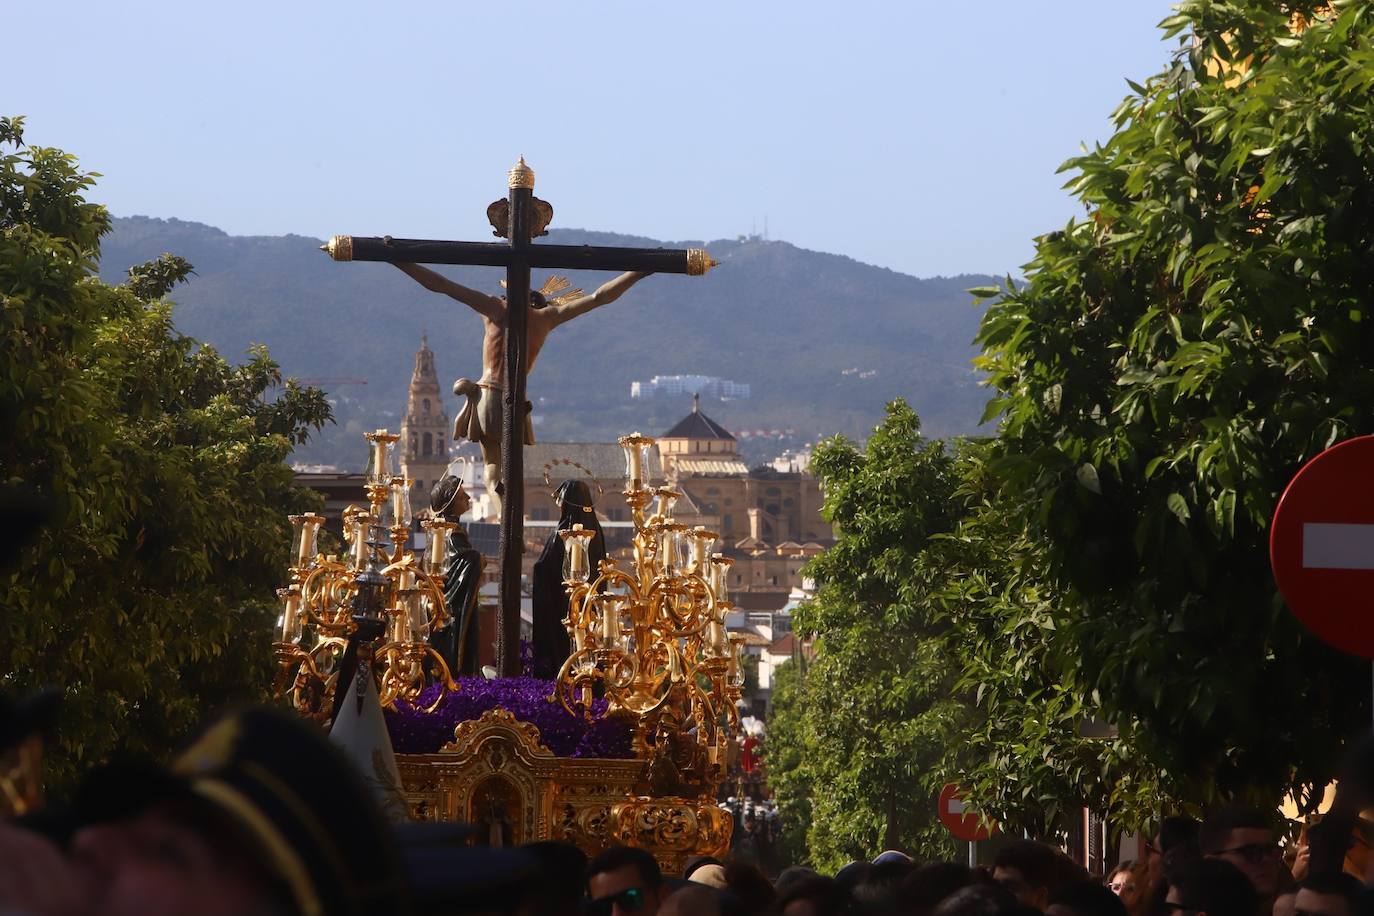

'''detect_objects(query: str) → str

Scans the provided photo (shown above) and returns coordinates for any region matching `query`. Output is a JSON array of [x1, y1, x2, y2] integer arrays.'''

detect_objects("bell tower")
[[399, 335, 450, 499]]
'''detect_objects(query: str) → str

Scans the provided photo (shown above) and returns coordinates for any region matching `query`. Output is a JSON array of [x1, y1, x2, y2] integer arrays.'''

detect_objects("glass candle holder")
[[561, 525, 592, 583], [277, 586, 304, 645], [618, 433, 655, 491], [424, 520, 450, 574], [597, 596, 622, 645], [364, 429, 399, 486], [709, 554, 734, 607], [391, 477, 413, 529]]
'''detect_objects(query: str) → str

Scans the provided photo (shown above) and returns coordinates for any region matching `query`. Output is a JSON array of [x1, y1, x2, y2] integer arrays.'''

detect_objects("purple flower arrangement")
[[385, 676, 634, 759]]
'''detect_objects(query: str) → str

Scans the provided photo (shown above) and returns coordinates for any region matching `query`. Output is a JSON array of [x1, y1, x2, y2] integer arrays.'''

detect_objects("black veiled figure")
[[531, 480, 606, 678], [429, 475, 484, 677]]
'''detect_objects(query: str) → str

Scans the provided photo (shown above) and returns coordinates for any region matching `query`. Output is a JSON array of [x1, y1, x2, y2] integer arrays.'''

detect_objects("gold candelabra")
[[273, 429, 458, 718], [555, 432, 745, 797]]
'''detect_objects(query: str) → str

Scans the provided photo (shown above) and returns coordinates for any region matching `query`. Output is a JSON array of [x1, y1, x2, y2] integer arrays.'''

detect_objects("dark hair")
[[994, 839, 1077, 892], [430, 474, 463, 515], [1198, 806, 1270, 854], [1166, 857, 1256, 916], [1297, 872, 1363, 907], [774, 865, 820, 896], [722, 860, 775, 914], [586, 845, 663, 890], [1047, 881, 1128, 916], [770, 877, 846, 916], [902, 862, 976, 916], [522, 840, 588, 916], [853, 858, 915, 910], [933, 884, 1020, 916], [833, 860, 872, 893], [1156, 816, 1200, 855]]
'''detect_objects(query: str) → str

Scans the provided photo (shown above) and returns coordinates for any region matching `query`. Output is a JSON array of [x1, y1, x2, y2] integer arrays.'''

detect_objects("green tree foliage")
[[0, 116, 331, 783], [770, 401, 964, 869], [971, 0, 1373, 819]]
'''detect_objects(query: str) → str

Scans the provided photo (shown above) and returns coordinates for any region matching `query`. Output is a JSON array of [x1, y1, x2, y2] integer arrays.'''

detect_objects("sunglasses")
[[588, 887, 647, 916], [1218, 842, 1281, 864]]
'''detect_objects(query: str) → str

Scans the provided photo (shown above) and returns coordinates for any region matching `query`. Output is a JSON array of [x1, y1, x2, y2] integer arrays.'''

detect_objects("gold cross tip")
[[686, 249, 719, 276], [508, 156, 536, 190], [321, 235, 354, 261]]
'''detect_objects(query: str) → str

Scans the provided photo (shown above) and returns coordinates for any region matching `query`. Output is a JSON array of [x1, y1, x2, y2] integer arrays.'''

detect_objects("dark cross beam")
[[321, 158, 716, 676]]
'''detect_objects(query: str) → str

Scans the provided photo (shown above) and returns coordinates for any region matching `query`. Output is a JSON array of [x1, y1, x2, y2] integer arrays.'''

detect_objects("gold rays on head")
[[499, 275, 584, 307]]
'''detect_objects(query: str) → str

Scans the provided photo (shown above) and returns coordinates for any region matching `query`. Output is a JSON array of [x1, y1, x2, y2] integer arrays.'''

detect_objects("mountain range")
[[99, 216, 995, 469]]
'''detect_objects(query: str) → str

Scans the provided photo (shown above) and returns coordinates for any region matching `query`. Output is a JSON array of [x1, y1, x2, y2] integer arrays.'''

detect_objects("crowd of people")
[[580, 804, 1367, 916], [2, 694, 1369, 916]]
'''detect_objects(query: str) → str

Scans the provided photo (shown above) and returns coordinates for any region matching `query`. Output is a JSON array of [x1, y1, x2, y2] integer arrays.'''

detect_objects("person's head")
[[934, 884, 1022, 916], [683, 855, 723, 881], [68, 796, 295, 916], [588, 846, 667, 916], [1106, 862, 1137, 899], [1046, 881, 1128, 916], [1292, 874, 1362, 916], [500, 290, 550, 310], [722, 860, 775, 914], [67, 706, 405, 916], [1148, 817, 1200, 889], [1200, 807, 1280, 898], [853, 858, 915, 913], [660, 885, 722, 916], [774, 865, 820, 897], [772, 876, 846, 916], [994, 839, 1078, 910], [1165, 856, 1257, 916], [521, 840, 588, 916], [901, 862, 976, 916], [430, 474, 471, 520], [689, 864, 728, 890]]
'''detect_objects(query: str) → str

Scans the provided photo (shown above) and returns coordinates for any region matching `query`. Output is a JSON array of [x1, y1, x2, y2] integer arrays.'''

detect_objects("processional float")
[[273, 428, 744, 868]]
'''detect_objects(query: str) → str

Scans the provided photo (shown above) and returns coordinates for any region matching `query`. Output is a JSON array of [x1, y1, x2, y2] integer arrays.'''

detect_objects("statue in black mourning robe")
[[429, 474, 484, 677], [531, 479, 606, 678]]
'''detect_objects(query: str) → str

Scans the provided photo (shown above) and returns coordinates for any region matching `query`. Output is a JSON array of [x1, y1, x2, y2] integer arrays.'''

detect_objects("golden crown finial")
[[508, 156, 535, 190]]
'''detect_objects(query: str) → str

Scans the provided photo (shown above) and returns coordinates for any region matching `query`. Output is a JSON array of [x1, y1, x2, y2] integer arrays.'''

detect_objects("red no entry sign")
[[938, 784, 993, 842], [1270, 435, 1374, 658]]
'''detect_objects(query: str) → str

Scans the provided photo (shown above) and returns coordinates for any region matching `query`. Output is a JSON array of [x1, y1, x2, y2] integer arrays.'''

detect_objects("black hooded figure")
[[531, 479, 606, 678], [429, 474, 484, 677]]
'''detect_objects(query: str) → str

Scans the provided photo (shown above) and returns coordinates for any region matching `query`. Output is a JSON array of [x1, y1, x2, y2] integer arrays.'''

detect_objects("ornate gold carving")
[[608, 798, 732, 873], [321, 235, 354, 262], [396, 709, 728, 871], [686, 249, 718, 276], [508, 156, 536, 190]]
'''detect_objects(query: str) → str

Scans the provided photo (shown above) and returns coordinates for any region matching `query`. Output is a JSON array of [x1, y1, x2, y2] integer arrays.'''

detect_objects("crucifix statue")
[[321, 158, 717, 675]]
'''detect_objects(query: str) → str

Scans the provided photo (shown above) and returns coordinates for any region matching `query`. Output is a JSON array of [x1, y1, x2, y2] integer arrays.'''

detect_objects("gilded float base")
[[396, 708, 731, 872]]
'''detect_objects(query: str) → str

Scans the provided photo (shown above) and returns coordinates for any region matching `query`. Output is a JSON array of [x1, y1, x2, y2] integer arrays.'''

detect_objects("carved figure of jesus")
[[393, 264, 652, 512]]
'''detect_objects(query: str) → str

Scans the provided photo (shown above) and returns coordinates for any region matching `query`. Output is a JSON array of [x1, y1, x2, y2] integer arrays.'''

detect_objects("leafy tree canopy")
[[972, 0, 1373, 816], [771, 401, 965, 868], [0, 116, 331, 784]]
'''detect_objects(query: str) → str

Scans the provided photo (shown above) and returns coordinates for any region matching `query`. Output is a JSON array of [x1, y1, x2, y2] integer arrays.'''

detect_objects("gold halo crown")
[[499, 275, 584, 307]]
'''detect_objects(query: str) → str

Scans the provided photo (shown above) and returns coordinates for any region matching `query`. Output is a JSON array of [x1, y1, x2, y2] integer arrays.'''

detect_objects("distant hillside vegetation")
[[100, 216, 993, 467]]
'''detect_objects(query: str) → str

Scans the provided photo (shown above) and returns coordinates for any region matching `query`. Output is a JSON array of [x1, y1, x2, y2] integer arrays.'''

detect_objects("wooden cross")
[[321, 158, 716, 675]]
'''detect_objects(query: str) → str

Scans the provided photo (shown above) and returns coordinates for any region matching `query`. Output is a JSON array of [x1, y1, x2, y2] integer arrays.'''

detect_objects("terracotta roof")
[[769, 633, 797, 655], [733, 590, 791, 611]]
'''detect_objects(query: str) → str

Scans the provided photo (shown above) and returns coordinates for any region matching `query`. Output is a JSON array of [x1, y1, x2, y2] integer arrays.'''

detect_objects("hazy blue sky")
[[11, 1, 1178, 278]]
